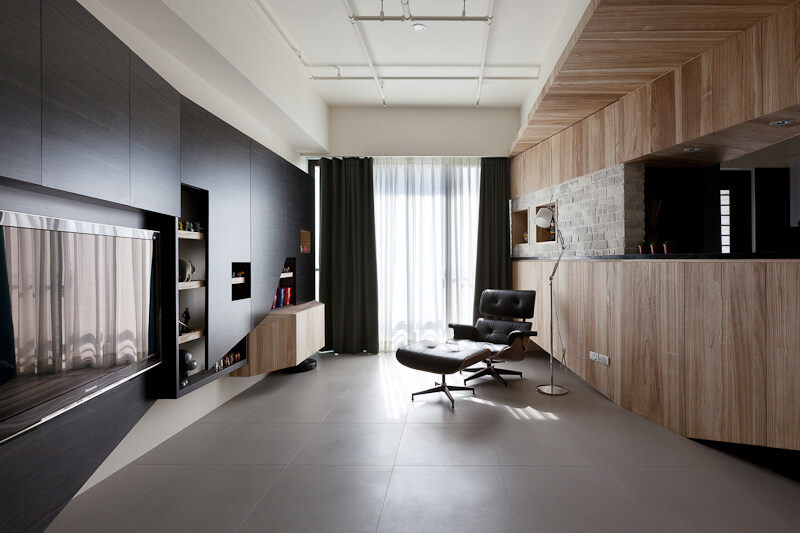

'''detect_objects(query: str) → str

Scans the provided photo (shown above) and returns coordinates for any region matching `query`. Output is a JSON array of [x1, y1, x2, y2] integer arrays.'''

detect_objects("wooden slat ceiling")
[[510, 0, 796, 156]]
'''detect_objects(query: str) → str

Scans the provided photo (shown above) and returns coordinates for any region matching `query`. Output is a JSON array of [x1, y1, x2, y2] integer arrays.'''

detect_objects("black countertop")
[[512, 252, 800, 261]]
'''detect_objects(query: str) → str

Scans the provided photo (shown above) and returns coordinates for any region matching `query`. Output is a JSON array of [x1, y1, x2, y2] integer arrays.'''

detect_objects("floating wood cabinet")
[[233, 301, 325, 377]]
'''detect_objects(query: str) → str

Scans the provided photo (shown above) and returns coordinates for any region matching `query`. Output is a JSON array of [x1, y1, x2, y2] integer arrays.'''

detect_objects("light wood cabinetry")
[[510, 1, 800, 190], [684, 262, 767, 446], [766, 263, 800, 450], [233, 301, 325, 377], [513, 259, 800, 451]]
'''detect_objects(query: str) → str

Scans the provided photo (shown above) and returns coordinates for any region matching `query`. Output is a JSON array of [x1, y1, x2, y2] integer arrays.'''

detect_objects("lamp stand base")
[[536, 384, 569, 396]]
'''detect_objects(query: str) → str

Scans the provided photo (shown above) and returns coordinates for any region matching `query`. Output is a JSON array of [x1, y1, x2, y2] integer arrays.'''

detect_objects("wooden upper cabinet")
[[130, 53, 180, 216], [0, 0, 41, 185], [42, 0, 130, 204], [649, 70, 678, 153], [759, 2, 800, 115], [618, 84, 651, 162]]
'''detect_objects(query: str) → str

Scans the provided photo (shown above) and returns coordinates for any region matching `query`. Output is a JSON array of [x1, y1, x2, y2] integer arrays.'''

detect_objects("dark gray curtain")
[[319, 157, 379, 354], [0, 229, 16, 384], [473, 157, 512, 321]]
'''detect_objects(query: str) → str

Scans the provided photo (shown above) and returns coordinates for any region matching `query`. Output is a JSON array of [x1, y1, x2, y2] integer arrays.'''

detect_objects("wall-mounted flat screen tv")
[[0, 211, 160, 443]]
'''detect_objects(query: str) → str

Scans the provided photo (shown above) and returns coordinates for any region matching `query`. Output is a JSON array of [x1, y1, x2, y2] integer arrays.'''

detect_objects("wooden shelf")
[[279, 272, 293, 279], [231, 277, 246, 285], [178, 230, 205, 240], [178, 280, 205, 290], [178, 329, 204, 344]]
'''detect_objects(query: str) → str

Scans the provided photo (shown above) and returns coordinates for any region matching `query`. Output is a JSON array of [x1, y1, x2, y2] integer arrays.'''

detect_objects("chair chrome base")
[[536, 384, 569, 396], [462, 361, 522, 387], [411, 374, 474, 408]]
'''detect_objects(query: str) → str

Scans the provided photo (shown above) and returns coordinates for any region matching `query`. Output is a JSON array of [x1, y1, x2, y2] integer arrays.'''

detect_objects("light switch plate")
[[589, 350, 610, 366]]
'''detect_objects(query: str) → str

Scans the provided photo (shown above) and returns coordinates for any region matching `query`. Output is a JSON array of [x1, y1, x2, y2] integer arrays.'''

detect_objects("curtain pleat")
[[373, 157, 481, 352], [473, 157, 512, 321], [319, 157, 379, 354]]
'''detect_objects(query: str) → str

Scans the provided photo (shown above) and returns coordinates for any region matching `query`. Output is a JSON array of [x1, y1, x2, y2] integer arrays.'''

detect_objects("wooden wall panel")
[[760, 2, 799, 114], [619, 84, 651, 162], [618, 262, 684, 433], [766, 263, 800, 450], [684, 262, 767, 446], [711, 27, 761, 132], [572, 117, 589, 180], [551, 126, 575, 185], [583, 261, 620, 401], [513, 259, 800, 451], [510, 148, 529, 199], [510, 139, 554, 200], [649, 70, 678, 152]]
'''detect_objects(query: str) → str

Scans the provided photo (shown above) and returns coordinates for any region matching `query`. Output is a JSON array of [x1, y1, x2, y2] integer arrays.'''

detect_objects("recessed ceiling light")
[[769, 119, 795, 127], [683, 146, 702, 153], [411, 22, 426, 32]]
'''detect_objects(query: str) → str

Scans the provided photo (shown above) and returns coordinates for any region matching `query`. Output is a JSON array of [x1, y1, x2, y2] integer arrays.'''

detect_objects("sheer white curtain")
[[373, 157, 481, 352]]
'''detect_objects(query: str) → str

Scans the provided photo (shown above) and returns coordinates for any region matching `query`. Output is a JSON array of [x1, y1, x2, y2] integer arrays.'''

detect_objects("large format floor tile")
[[501, 466, 652, 532], [238, 465, 392, 533], [611, 466, 796, 532], [51, 351, 800, 533], [292, 423, 404, 466], [47, 464, 176, 533], [377, 465, 515, 533], [395, 423, 498, 466], [99, 464, 283, 533]]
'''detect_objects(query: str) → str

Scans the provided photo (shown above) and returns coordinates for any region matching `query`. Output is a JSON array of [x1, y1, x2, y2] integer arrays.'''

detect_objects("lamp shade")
[[534, 207, 553, 229]]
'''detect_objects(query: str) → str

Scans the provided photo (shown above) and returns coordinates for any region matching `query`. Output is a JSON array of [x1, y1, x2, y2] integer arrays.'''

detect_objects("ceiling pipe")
[[342, 0, 387, 105], [250, 0, 313, 80], [312, 76, 537, 81], [400, 0, 411, 20], [353, 15, 488, 22], [475, 0, 495, 106]]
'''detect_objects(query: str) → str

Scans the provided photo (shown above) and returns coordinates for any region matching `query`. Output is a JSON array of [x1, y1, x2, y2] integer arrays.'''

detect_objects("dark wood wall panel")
[[0, 0, 41, 185], [130, 53, 180, 217], [41, 0, 130, 204], [0, 375, 152, 533], [250, 143, 314, 325], [180, 97, 252, 359]]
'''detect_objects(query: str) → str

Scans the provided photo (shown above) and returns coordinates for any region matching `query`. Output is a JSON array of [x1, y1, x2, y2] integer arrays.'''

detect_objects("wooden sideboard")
[[232, 301, 325, 377]]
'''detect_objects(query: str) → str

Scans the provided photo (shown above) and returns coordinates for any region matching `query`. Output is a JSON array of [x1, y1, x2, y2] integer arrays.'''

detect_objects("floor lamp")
[[533, 206, 568, 396]]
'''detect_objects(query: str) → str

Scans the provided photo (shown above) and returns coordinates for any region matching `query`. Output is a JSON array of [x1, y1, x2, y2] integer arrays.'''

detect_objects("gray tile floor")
[[48, 351, 800, 533]]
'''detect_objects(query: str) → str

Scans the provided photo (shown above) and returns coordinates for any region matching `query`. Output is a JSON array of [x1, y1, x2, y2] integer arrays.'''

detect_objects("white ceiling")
[[82, 0, 578, 159], [181, 0, 569, 108]]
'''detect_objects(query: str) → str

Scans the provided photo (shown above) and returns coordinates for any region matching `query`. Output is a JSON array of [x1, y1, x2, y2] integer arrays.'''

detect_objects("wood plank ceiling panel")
[[510, 0, 795, 156]]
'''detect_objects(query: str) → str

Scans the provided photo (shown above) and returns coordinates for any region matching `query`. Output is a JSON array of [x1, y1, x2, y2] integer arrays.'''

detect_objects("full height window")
[[373, 157, 481, 351]]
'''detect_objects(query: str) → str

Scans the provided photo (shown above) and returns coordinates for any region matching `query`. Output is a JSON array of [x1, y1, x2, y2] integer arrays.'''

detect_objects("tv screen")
[[0, 211, 159, 442]]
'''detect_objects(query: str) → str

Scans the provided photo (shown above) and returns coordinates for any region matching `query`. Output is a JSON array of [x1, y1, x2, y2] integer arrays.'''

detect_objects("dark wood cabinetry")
[[41, 0, 130, 203], [130, 53, 180, 216], [250, 142, 314, 325], [180, 98, 252, 359], [0, 0, 41, 184]]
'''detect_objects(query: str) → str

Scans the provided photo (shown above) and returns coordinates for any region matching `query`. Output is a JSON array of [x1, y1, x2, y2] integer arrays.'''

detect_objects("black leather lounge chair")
[[448, 289, 538, 386]]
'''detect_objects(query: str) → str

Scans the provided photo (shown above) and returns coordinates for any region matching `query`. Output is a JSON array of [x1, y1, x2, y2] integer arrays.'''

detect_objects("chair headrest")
[[479, 289, 536, 319]]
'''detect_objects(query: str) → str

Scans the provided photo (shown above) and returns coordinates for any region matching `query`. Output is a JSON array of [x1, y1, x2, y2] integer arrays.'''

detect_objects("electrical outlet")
[[589, 350, 610, 366]]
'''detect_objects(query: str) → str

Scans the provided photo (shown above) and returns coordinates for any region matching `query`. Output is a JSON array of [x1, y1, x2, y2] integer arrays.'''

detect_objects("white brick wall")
[[511, 163, 645, 257]]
